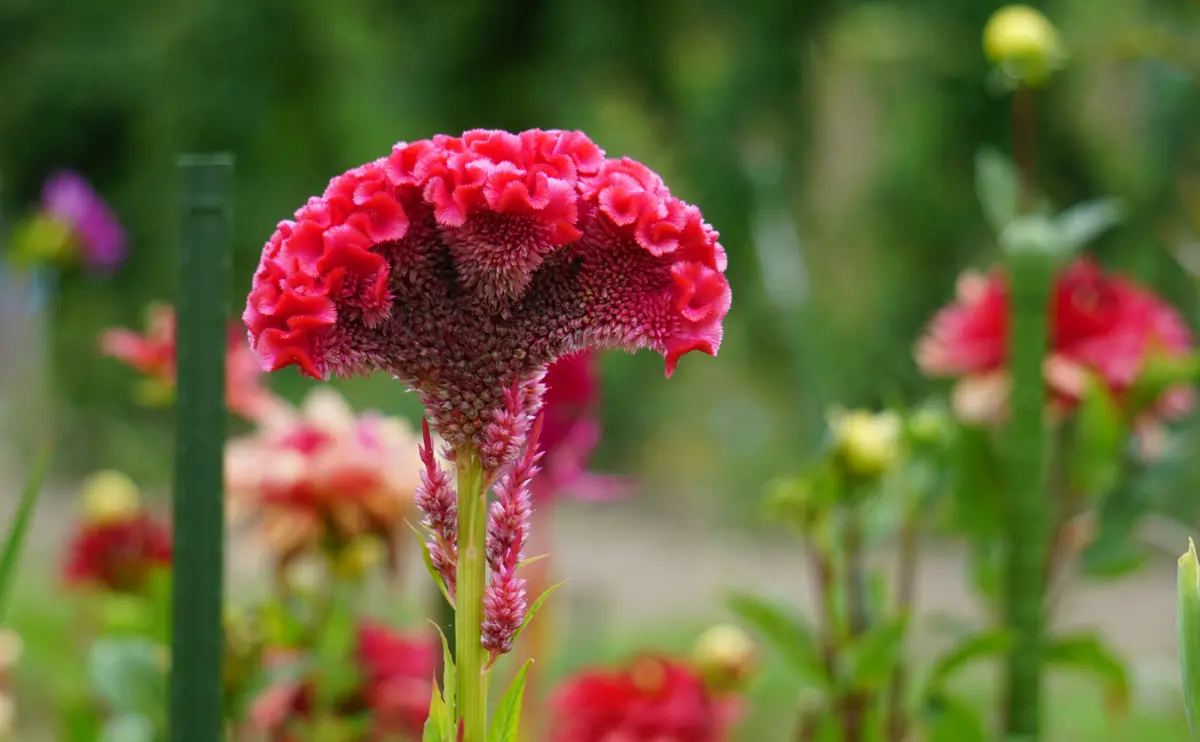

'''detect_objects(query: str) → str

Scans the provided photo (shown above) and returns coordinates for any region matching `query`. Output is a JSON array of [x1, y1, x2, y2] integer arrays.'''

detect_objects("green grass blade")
[[0, 442, 53, 622]]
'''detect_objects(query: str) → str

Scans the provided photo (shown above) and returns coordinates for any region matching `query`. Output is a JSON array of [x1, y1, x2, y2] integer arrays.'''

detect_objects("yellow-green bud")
[[80, 470, 141, 524], [693, 624, 757, 693], [982, 5, 1066, 87], [829, 409, 903, 478], [333, 536, 386, 580]]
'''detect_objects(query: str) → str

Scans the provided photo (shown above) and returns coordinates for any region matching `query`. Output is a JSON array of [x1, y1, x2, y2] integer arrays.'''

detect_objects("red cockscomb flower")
[[100, 302, 288, 422], [916, 256, 1194, 425], [243, 129, 731, 473], [250, 622, 436, 741], [549, 655, 741, 742], [62, 472, 172, 594]]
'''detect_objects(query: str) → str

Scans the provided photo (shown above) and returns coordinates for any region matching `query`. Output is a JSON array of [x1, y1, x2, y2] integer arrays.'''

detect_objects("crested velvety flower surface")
[[244, 129, 731, 464], [250, 622, 436, 741], [101, 303, 285, 422], [916, 256, 1194, 425], [224, 387, 422, 570], [549, 655, 740, 742]]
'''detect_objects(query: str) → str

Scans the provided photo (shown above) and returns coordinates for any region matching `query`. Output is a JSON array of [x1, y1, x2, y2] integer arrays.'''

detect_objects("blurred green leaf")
[[313, 585, 361, 707], [840, 615, 909, 692], [1068, 379, 1125, 499], [98, 713, 157, 742], [975, 148, 1019, 234], [487, 658, 533, 742], [87, 637, 167, 717], [1045, 632, 1130, 716], [1054, 198, 1123, 252], [727, 591, 826, 687], [924, 629, 1013, 694], [1178, 539, 1200, 738], [922, 692, 989, 742], [0, 442, 52, 623]]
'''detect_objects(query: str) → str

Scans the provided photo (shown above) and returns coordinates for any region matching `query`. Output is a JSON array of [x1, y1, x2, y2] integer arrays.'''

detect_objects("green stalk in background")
[[169, 154, 234, 742], [1178, 539, 1200, 739], [0, 443, 52, 623], [455, 448, 489, 742]]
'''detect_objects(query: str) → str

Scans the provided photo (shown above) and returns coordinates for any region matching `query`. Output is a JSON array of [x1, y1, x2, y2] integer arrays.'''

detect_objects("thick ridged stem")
[[456, 448, 489, 742]]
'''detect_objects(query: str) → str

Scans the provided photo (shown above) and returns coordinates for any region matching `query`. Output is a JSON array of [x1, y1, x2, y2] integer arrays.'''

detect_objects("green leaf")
[[726, 591, 826, 687], [507, 579, 567, 652], [1179, 539, 1200, 737], [313, 585, 361, 706], [1068, 378, 1125, 499], [515, 553, 548, 570], [1045, 632, 1130, 716], [924, 630, 1012, 694], [975, 148, 1019, 234], [0, 442, 52, 622], [87, 637, 168, 716], [98, 713, 157, 742], [432, 621, 456, 732], [922, 693, 988, 742], [840, 615, 909, 692], [423, 677, 447, 742], [1055, 197, 1123, 252], [487, 658, 534, 742], [408, 521, 452, 606]]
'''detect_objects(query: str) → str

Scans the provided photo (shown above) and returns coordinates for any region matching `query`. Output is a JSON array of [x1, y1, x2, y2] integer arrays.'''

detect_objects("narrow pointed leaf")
[[1055, 198, 1123, 252], [924, 630, 1013, 694], [0, 442, 52, 622], [487, 658, 534, 742], [1178, 539, 1200, 737], [841, 615, 909, 692], [1045, 632, 1130, 716], [430, 621, 456, 730], [975, 148, 1019, 234], [508, 580, 567, 649], [423, 678, 446, 742]]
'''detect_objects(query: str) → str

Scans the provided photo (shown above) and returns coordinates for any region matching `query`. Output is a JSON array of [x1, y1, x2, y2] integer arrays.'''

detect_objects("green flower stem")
[[839, 506, 869, 742], [1002, 246, 1055, 740], [885, 511, 920, 742], [170, 153, 233, 742], [456, 448, 489, 742]]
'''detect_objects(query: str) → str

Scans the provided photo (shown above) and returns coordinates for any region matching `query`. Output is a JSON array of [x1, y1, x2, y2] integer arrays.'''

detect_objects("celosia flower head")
[[101, 302, 287, 421], [535, 350, 626, 502], [250, 622, 436, 741], [244, 129, 731, 471], [62, 473, 172, 593], [549, 654, 741, 742], [224, 387, 422, 572], [916, 256, 1195, 425], [40, 171, 127, 271]]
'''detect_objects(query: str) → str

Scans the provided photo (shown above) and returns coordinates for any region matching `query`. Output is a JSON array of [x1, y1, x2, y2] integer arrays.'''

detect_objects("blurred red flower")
[[535, 350, 626, 503], [100, 302, 287, 422], [549, 655, 740, 742], [250, 622, 435, 741], [915, 256, 1194, 425], [62, 513, 172, 594]]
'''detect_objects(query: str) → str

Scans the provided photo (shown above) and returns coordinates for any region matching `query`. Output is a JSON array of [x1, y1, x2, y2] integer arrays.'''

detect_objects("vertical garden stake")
[[169, 153, 234, 742]]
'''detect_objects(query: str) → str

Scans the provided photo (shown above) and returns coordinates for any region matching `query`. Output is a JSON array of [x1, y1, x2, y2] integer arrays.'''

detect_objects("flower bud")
[[829, 409, 903, 478], [982, 5, 1066, 88], [693, 624, 757, 693], [80, 470, 141, 524], [333, 536, 386, 580]]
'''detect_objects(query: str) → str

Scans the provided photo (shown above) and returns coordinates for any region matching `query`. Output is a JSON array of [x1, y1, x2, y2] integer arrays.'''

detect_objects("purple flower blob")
[[41, 171, 127, 271]]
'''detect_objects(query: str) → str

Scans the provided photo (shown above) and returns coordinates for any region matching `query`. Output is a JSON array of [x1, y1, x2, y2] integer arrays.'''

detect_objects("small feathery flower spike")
[[414, 418, 458, 594], [482, 406, 543, 663], [243, 128, 731, 474]]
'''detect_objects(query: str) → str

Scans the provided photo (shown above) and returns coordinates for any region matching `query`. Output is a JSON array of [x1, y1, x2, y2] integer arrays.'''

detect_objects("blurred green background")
[[4, 0, 1200, 525], [5, 0, 1200, 739]]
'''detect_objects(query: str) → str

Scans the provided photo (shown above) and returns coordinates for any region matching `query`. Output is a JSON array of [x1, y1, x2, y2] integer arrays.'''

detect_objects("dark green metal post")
[[170, 153, 234, 742]]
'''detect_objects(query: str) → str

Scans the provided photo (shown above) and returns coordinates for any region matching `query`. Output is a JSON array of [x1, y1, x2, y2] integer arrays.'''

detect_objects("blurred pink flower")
[[535, 350, 626, 503], [243, 128, 731, 473], [549, 654, 742, 742], [250, 621, 436, 741], [224, 387, 422, 571], [62, 514, 172, 594], [99, 303, 288, 422], [916, 256, 1195, 426], [40, 171, 127, 271]]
